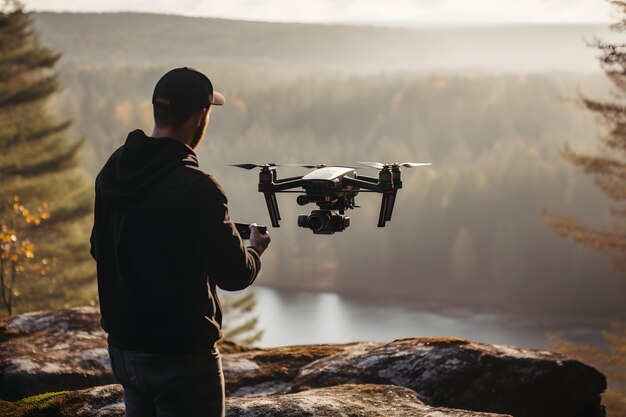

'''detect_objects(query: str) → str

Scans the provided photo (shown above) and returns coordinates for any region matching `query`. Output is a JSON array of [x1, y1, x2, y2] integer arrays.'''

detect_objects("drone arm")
[[274, 176, 304, 184], [264, 178, 304, 192], [343, 176, 382, 192], [354, 174, 380, 184]]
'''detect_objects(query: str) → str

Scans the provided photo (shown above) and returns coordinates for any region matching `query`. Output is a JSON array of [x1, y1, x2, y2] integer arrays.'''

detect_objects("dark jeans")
[[108, 345, 225, 417]]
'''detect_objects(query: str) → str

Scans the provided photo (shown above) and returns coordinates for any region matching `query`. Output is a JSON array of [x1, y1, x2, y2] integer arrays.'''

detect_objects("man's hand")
[[249, 223, 271, 256]]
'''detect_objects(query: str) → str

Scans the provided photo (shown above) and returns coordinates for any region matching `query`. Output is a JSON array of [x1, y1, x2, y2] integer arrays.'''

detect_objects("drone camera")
[[297, 210, 350, 234]]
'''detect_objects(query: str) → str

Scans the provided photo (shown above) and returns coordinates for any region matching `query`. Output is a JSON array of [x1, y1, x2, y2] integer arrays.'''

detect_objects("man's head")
[[152, 67, 225, 149]]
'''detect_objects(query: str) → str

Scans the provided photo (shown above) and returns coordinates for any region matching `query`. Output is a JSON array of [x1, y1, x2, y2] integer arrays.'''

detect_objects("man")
[[90, 67, 270, 417]]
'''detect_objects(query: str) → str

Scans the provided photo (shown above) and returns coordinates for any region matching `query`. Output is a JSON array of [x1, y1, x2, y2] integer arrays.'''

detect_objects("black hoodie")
[[90, 130, 260, 353]]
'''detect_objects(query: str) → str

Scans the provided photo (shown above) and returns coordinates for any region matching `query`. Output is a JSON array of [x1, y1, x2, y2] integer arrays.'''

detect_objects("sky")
[[26, 0, 614, 25]]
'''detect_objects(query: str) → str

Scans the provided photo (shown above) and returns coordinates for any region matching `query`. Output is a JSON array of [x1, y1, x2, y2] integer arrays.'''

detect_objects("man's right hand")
[[249, 223, 271, 256]]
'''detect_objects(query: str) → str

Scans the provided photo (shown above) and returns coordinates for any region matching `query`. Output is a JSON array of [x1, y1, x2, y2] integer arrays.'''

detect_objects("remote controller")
[[234, 223, 267, 240]]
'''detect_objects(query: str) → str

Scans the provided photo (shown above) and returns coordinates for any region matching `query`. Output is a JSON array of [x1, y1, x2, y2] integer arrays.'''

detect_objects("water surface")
[[221, 286, 610, 349]]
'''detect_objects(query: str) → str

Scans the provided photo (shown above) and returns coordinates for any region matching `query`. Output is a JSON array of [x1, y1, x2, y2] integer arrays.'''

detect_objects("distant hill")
[[32, 12, 610, 77]]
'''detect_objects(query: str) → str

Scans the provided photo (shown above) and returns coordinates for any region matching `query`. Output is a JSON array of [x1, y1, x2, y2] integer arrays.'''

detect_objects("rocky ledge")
[[0, 307, 608, 417], [0, 307, 252, 401], [0, 383, 511, 417]]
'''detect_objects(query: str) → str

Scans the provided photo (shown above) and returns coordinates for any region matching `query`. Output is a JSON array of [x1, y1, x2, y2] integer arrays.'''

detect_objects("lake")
[[220, 285, 611, 349]]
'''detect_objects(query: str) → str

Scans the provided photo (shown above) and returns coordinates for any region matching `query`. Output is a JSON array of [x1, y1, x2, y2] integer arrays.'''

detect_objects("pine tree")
[[0, 0, 95, 316], [544, 1, 626, 275], [548, 324, 626, 416], [544, 2, 626, 414], [220, 291, 264, 345]]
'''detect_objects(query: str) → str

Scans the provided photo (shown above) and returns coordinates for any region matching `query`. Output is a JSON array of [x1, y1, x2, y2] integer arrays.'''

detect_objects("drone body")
[[301, 166, 356, 181], [229, 162, 431, 234]]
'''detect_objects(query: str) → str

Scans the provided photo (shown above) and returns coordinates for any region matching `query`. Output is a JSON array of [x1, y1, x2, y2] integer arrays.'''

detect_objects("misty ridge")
[[31, 12, 626, 319]]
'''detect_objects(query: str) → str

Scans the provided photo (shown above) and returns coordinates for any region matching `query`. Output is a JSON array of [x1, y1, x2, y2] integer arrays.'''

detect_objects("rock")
[[0, 306, 367, 399], [223, 342, 376, 397], [0, 307, 115, 401], [218, 339, 259, 354], [291, 337, 607, 417], [0, 385, 125, 417], [0, 307, 254, 401], [227, 384, 512, 417], [0, 308, 608, 417], [0, 383, 512, 417]]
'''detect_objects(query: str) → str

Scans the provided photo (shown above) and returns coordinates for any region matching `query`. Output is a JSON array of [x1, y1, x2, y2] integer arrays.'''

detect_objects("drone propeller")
[[228, 163, 360, 170], [281, 164, 364, 169], [357, 161, 432, 170], [226, 163, 279, 170], [397, 162, 432, 168], [278, 164, 324, 169], [227, 163, 322, 170]]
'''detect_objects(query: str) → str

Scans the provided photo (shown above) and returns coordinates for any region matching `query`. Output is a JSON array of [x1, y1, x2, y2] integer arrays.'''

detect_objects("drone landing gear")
[[378, 190, 397, 227], [344, 168, 399, 228], [258, 166, 304, 228], [264, 192, 281, 228]]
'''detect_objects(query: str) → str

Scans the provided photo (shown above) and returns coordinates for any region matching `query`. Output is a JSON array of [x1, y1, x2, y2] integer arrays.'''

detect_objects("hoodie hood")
[[98, 130, 199, 198]]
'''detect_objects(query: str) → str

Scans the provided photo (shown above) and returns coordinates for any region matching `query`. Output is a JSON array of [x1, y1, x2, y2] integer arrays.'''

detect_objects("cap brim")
[[211, 91, 225, 106]]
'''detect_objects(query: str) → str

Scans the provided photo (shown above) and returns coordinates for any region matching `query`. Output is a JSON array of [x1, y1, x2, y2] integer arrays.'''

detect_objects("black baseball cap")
[[152, 67, 225, 115]]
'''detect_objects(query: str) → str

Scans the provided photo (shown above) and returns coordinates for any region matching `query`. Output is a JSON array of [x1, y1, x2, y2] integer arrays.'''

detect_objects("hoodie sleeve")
[[194, 175, 261, 291], [90, 226, 96, 261], [89, 177, 99, 261]]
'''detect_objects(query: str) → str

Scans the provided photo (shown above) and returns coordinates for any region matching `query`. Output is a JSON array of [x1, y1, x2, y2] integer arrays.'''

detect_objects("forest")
[[3, 11, 621, 319]]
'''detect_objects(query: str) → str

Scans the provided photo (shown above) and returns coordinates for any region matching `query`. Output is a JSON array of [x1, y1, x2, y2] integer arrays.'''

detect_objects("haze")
[[27, 0, 612, 25], [26, 11, 626, 322]]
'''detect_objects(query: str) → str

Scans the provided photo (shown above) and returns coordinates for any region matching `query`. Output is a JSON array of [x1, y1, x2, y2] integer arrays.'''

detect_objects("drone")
[[228, 161, 431, 234]]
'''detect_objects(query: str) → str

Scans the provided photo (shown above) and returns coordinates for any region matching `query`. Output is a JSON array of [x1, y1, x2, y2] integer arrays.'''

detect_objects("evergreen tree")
[[545, 1, 626, 275], [545, 2, 626, 414], [549, 325, 626, 416], [220, 291, 264, 345], [0, 0, 95, 316]]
